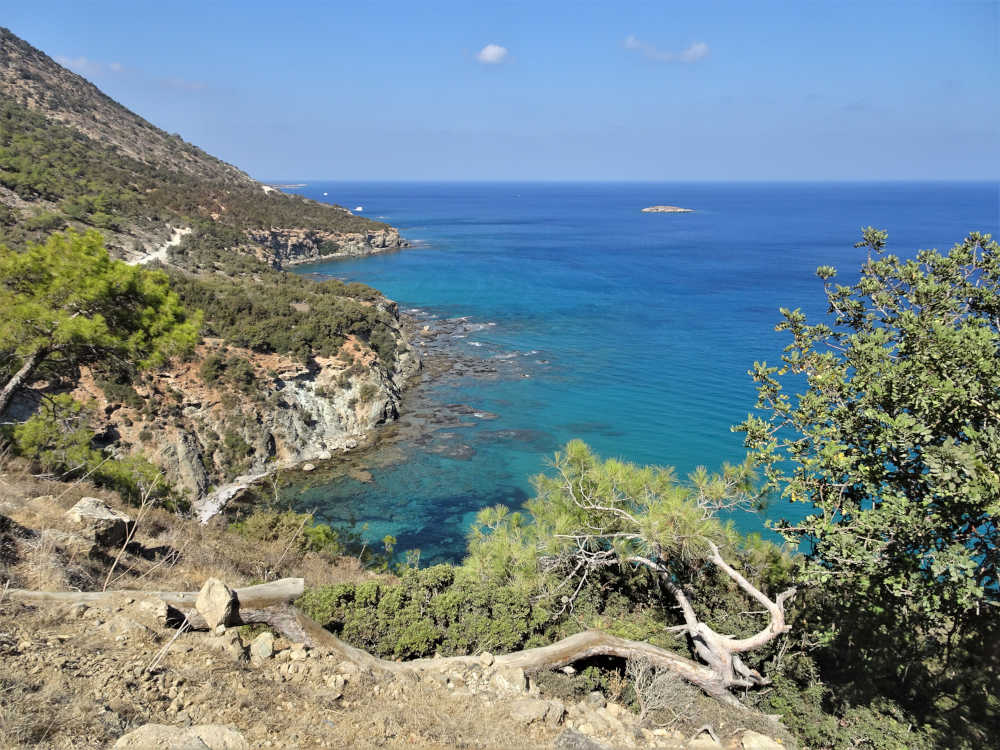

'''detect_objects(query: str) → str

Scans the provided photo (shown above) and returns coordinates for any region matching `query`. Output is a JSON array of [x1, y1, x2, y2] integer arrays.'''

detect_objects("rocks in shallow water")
[[195, 578, 235, 631], [301, 462, 316, 472], [113, 723, 248, 749], [65, 497, 133, 548]]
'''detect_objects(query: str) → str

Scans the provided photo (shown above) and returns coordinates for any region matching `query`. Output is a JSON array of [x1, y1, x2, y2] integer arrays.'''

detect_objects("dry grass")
[[0, 461, 381, 596]]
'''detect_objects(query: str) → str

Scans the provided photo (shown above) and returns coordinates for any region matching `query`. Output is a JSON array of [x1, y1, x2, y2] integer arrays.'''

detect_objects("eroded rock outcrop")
[[246, 226, 406, 268], [73, 303, 419, 506]]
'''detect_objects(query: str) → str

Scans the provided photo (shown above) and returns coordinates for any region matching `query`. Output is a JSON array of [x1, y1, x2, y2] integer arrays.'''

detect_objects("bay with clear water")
[[283, 181, 997, 564]]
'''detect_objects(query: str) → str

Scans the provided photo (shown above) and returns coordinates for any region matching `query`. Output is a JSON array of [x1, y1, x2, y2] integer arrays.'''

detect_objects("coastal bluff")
[[642, 205, 694, 213]]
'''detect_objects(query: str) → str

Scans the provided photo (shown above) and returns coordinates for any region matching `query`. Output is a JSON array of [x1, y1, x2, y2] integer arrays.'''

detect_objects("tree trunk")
[[0, 348, 45, 418], [6, 578, 305, 611]]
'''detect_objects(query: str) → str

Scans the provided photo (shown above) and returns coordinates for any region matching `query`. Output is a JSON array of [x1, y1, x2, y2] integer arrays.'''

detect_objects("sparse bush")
[[230, 509, 347, 559], [6, 394, 178, 508]]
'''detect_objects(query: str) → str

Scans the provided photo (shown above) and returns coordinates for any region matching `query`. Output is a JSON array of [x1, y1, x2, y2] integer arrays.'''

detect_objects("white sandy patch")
[[129, 226, 192, 266]]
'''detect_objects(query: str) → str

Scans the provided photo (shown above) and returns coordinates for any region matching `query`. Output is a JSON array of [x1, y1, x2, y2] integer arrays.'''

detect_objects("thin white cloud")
[[55, 53, 207, 93], [476, 43, 508, 64], [55, 55, 127, 77], [623, 36, 710, 63], [55, 55, 105, 76]]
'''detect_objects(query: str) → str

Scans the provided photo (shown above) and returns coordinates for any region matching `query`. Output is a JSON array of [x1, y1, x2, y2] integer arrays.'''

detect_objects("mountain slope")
[[0, 27, 419, 500], [0, 27, 250, 185], [0, 26, 402, 266]]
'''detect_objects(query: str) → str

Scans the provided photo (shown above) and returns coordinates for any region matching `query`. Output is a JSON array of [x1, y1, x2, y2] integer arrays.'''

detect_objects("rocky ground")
[[0, 468, 793, 750]]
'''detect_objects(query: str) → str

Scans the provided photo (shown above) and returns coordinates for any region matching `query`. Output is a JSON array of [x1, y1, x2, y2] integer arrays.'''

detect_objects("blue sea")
[[283, 182, 998, 563]]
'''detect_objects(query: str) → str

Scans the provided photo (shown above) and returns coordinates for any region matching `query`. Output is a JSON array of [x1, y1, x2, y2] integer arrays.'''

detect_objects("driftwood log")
[[6, 578, 746, 708]]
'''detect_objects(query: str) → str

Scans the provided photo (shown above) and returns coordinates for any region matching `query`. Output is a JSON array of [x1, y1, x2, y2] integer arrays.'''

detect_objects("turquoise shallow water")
[[284, 182, 998, 563]]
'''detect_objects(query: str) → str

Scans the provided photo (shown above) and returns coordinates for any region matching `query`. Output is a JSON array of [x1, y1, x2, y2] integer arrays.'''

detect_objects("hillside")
[[0, 27, 419, 504], [0, 26, 402, 266]]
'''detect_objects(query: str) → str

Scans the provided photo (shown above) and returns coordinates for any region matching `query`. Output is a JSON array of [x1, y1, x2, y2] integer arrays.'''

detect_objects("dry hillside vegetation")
[[0, 465, 793, 750]]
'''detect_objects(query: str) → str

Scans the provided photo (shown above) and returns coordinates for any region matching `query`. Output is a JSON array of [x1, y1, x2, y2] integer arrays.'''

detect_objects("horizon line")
[[262, 177, 999, 185]]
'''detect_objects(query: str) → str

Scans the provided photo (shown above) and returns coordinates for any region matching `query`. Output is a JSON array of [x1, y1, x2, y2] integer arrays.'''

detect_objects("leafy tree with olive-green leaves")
[[0, 229, 201, 416], [738, 229, 999, 737]]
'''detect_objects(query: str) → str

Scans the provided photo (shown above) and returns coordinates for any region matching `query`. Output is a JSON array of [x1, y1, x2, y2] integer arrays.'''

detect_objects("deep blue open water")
[[285, 181, 998, 563]]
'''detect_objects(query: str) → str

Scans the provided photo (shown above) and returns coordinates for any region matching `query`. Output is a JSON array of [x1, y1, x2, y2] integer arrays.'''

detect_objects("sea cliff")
[[246, 225, 407, 267]]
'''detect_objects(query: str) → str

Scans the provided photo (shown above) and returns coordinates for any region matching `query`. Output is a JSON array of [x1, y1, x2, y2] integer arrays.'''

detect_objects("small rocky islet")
[[641, 205, 694, 213]]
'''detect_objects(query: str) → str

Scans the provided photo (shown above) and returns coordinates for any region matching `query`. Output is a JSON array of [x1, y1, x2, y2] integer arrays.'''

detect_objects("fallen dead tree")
[[8, 577, 760, 708]]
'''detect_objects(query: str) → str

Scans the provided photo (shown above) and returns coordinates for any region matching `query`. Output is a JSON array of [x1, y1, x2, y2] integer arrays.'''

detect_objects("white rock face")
[[65, 497, 133, 547]]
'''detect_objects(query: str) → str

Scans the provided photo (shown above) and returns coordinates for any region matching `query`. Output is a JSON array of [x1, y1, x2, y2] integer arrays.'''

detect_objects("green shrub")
[[199, 353, 225, 383], [7, 394, 179, 508], [298, 565, 550, 659], [230, 509, 346, 558]]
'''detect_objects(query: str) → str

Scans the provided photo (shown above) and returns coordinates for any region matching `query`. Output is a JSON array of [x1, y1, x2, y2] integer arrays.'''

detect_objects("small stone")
[[250, 631, 274, 663], [509, 697, 550, 725], [113, 723, 249, 749], [336, 661, 359, 675], [554, 729, 614, 749], [740, 730, 785, 750], [583, 691, 606, 709], [478, 651, 494, 667], [195, 578, 235, 630], [688, 726, 723, 750], [289, 645, 307, 661], [491, 666, 527, 694], [301, 463, 316, 472], [214, 624, 226, 636], [545, 700, 567, 727]]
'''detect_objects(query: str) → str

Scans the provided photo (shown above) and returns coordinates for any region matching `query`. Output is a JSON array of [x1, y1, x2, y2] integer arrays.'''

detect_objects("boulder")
[[65, 497, 133, 548], [195, 578, 235, 630], [491, 666, 527, 694], [40, 528, 96, 558], [113, 723, 248, 749]]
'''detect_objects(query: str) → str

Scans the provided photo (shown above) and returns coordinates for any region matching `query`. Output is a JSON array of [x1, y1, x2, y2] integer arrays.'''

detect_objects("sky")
[[4, 1, 999, 181]]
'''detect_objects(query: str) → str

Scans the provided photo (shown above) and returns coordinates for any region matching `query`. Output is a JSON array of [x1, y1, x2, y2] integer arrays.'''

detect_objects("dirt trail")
[[128, 226, 191, 266]]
